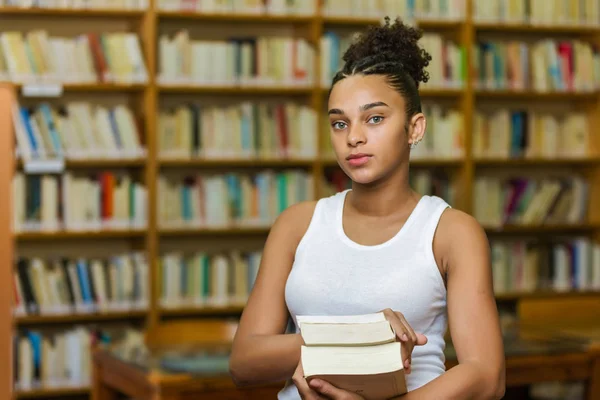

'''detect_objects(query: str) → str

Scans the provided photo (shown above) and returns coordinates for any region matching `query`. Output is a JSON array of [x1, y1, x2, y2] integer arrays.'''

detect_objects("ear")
[[407, 113, 426, 146]]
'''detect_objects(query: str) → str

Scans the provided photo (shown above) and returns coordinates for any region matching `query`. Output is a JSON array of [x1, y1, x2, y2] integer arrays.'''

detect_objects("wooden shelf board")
[[16, 159, 146, 169], [495, 290, 600, 301], [159, 226, 270, 236], [321, 16, 381, 25], [483, 224, 598, 234], [0, 7, 144, 17], [157, 10, 313, 23], [9, 82, 146, 92], [474, 22, 600, 34], [15, 310, 147, 325], [14, 385, 89, 398], [415, 19, 464, 29], [475, 89, 598, 100], [159, 84, 312, 95], [160, 305, 244, 317], [159, 158, 315, 168], [474, 157, 600, 166], [16, 229, 146, 240]]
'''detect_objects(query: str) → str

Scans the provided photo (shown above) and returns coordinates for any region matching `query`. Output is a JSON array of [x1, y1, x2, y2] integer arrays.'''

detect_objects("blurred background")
[[1, 0, 600, 399]]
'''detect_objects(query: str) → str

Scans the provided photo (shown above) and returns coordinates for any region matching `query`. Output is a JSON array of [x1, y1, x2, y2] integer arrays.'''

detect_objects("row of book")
[[473, 109, 589, 159], [6, 31, 600, 92], [13, 99, 596, 167], [158, 102, 317, 160], [473, 40, 600, 92], [474, 0, 600, 25], [12, 171, 147, 233], [13, 102, 145, 163], [0, 0, 148, 9], [158, 170, 313, 228], [158, 0, 315, 15], [321, 0, 465, 20], [13, 253, 148, 317], [473, 176, 589, 227], [321, 31, 465, 89], [13, 326, 143, 391], [0, 31, 148, 84], [158, 31, 314, 87], [160, 250, 261, 309], [491, 238, 600, 294]]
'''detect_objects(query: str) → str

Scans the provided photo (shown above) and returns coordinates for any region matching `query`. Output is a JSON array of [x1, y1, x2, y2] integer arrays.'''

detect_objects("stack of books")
[[298, 312, 406, 400]]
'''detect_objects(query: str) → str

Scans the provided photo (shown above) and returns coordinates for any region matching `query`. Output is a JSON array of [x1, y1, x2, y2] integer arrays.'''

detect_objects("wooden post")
[[0, 83, 15, 399]]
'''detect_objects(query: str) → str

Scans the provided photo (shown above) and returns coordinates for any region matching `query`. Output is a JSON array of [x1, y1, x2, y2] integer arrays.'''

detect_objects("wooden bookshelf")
[[159, 158, 315, 168], [15, 230, 146, 241], [160, 305, 245, 317], [15, 310, 147, 325], [0, 7, 145, 17], [157, 10, 314, 23], [473, 21, 600, 34], [158, 84, 313, 95], [13, 83, 147, 93], [3, 1, 600, 398], [14, 385, 89, 399]]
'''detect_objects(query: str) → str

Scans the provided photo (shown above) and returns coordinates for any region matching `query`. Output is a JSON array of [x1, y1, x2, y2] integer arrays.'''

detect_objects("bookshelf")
[[2, 0, 600, 398]]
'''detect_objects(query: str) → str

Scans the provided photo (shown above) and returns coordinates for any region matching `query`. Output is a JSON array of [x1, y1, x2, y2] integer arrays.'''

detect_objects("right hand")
[[293, 358, 324, 399], [381, 308, 428, 375]]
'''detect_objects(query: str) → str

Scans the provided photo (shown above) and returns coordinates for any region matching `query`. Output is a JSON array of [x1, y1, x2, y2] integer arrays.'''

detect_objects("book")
[[160, 249, 261, 309], [298, 312, 407, 400], [13, 252, 149, 317], [157, 169, 314, 229]]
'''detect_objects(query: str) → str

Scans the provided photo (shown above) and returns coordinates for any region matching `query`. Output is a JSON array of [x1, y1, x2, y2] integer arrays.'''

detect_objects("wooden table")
[[93, 326, 600, 400], [92, 348, 282, 400]]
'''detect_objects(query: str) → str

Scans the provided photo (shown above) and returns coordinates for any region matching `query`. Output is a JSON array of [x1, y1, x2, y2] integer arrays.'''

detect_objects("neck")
[[347, 163, 418, 217]]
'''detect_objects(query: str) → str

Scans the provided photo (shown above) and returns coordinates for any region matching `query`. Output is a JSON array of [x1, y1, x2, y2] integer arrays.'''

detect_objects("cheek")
[[370, 124, 405, 154]]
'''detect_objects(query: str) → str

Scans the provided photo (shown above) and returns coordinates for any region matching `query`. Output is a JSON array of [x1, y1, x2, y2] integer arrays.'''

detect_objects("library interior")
[[1, 0, 600, 399]]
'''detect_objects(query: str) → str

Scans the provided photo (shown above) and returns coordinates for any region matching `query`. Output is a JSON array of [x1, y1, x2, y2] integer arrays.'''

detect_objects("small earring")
[[410, 140, 420, 149]]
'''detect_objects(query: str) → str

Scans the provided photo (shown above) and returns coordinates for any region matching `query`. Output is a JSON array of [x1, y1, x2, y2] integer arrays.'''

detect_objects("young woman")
[[229, 17, 506, 400]]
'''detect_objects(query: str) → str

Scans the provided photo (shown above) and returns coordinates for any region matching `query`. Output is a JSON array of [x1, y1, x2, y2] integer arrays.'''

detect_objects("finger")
[[382, 309, 408, 342], [294, 374, 322, 400], [310, 379, 360, 399], [397, 314, 418, 372], [397, 313, 418, 344], [383, 312, 413, 374]]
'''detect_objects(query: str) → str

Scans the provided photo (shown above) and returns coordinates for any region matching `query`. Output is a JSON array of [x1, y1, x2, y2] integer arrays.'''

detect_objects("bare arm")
[[229, 201, 316, 387], [402, 210, 506, 400]]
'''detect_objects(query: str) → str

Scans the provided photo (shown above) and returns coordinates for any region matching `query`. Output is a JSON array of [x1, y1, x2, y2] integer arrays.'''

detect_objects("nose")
[[347, 125, 367, 147]]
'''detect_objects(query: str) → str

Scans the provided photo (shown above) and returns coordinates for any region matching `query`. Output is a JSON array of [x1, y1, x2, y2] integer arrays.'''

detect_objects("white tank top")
[[278, 189, 450, 399]]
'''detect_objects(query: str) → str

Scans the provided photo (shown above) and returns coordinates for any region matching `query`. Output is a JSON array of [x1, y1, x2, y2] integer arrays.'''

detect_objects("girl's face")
[[328, 74, 426, 186]]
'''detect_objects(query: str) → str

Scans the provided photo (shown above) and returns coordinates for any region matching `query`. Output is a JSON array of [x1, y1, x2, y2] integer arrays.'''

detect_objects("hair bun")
[[341, 16, 431, 86]]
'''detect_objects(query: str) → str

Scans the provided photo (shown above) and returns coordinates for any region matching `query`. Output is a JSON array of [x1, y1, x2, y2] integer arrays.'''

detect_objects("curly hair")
[[331, 16, 432, 118]]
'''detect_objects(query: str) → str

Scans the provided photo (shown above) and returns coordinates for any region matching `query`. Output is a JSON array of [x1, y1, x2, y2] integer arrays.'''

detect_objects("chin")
[[344, 168, 380, 186]]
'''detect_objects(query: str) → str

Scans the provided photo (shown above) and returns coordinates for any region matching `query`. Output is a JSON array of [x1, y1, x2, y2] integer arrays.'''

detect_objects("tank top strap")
[[294, 190, 348, 260], [416, 196, 451, 258]]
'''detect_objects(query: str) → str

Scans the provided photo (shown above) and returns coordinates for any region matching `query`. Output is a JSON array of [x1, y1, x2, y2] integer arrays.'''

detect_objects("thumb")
[[416, 333, 428, 346], [309, 379, 346, 399]]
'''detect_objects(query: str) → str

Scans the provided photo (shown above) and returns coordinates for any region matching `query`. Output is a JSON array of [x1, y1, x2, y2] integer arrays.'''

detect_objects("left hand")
[[308, 379, 365, 399]]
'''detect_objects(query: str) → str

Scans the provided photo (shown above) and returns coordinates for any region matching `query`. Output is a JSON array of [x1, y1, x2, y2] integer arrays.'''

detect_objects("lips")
[[346, 153, 371, 160], [346, 153, 372, 166]]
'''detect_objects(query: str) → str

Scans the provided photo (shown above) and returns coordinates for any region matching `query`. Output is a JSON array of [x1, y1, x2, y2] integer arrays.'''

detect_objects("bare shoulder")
[[268, 200, 319, 250], [435, 207, 490, 271]]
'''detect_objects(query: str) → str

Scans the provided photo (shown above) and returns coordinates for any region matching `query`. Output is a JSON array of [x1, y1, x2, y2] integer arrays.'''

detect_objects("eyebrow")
[[327, 101, 390, 115]]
